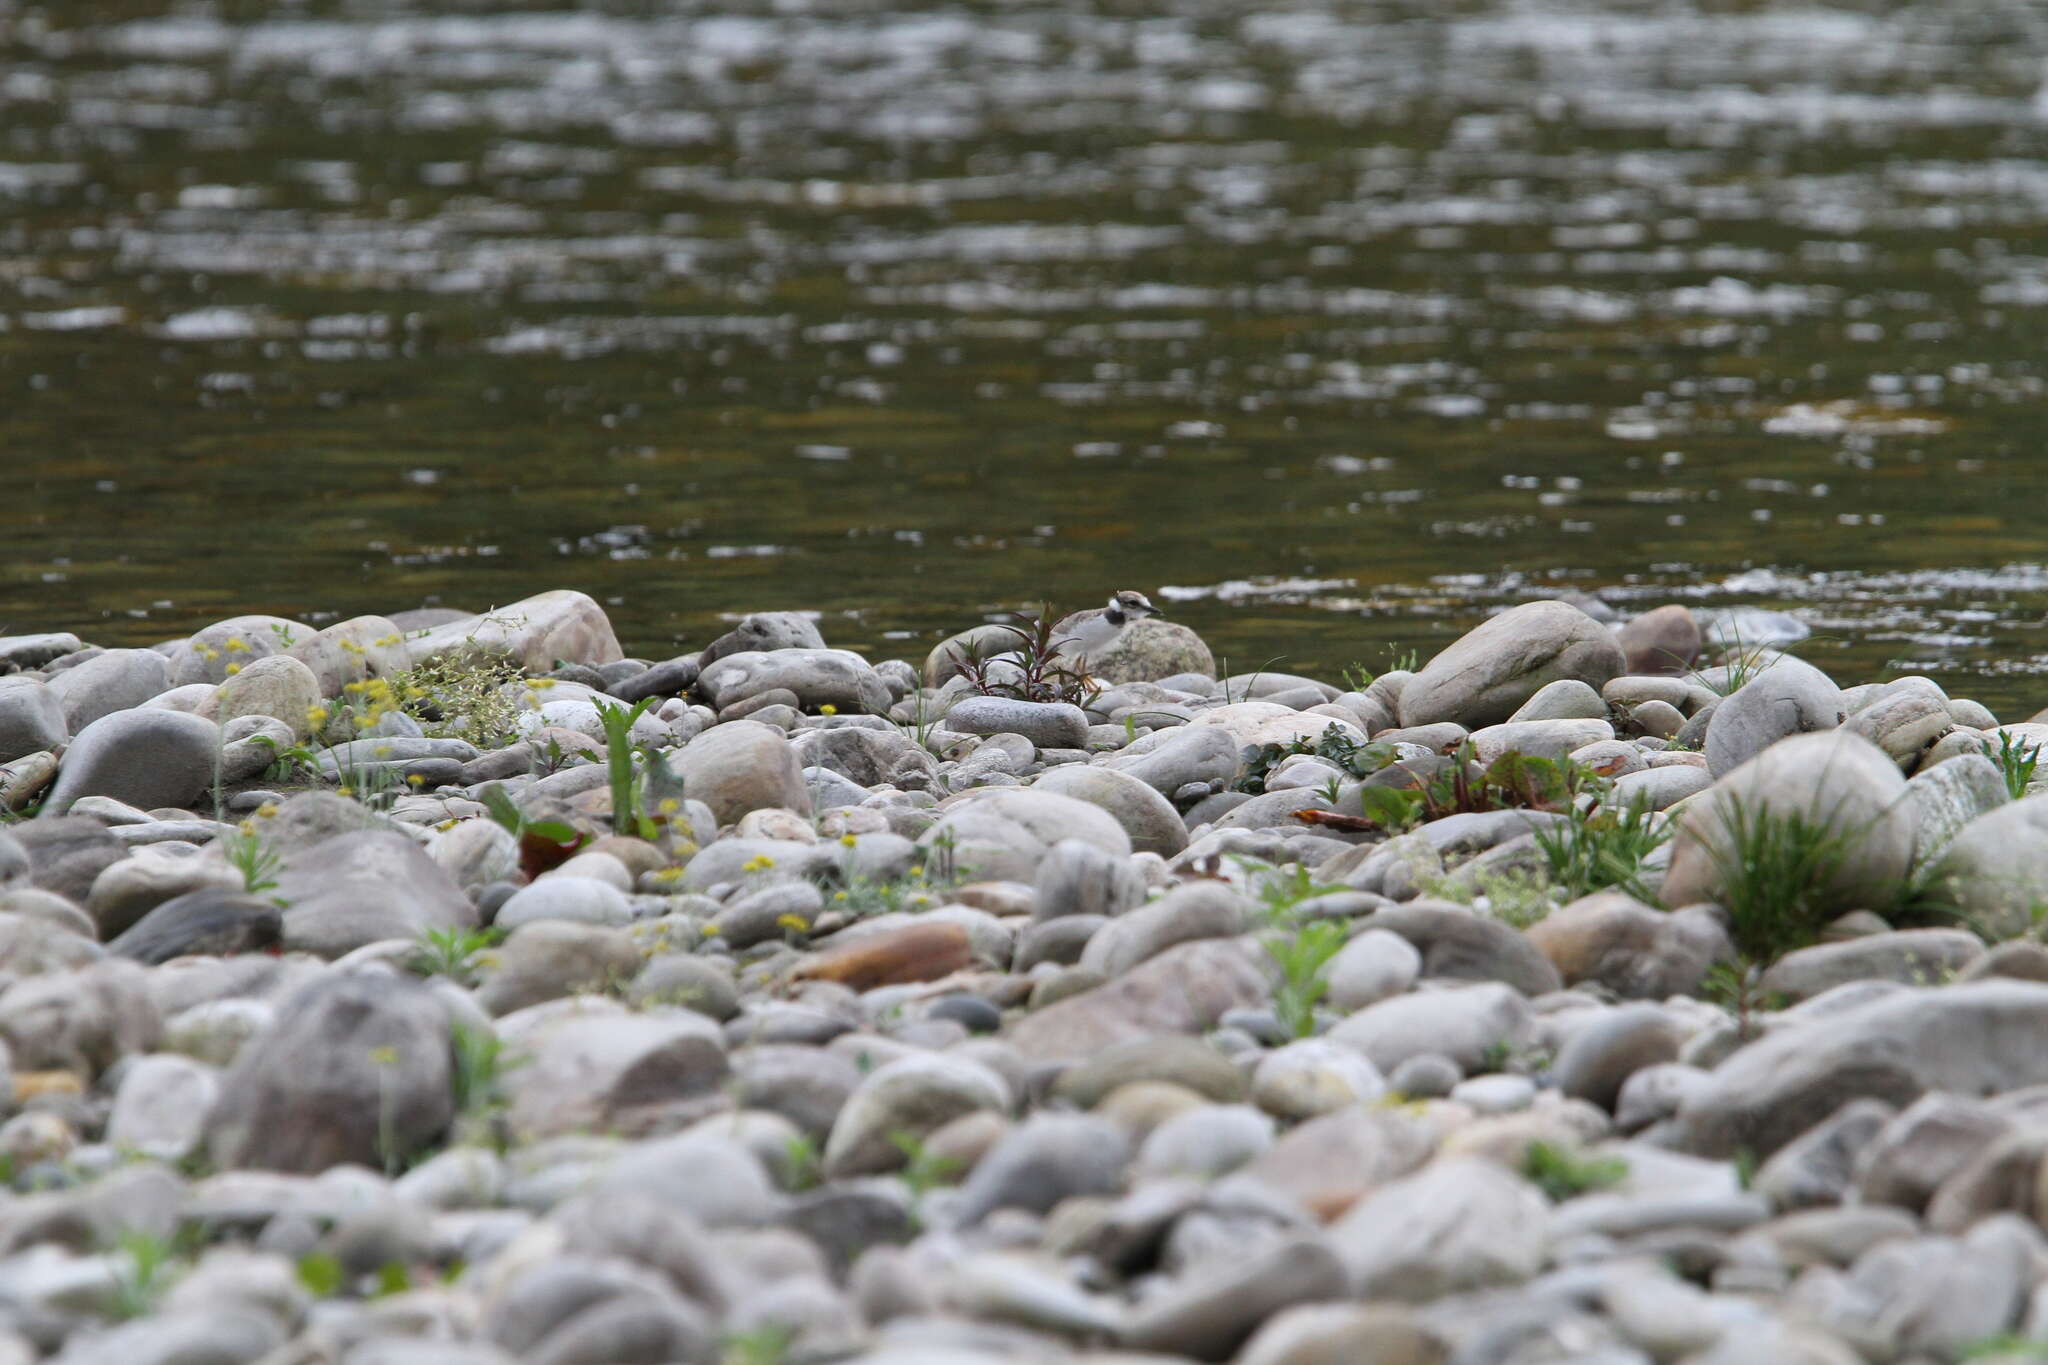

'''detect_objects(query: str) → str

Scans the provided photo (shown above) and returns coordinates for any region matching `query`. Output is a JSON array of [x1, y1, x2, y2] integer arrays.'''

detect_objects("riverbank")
[[0, 587, 2044, 1364]]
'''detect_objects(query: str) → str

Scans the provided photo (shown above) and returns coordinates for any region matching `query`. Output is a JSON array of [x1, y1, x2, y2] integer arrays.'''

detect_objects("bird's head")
[[1108, 589, 1163, 620]]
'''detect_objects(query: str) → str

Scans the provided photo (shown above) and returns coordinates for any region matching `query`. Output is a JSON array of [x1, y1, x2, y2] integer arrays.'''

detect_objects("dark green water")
[[7, 0, 2048, 709]]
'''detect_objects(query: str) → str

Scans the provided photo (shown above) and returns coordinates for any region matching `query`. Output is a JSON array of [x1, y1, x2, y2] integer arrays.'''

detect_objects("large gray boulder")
[[1526, 892, 1732, 999], [917, 788, 1129, 883], [9, 816, 126, 903], [1328, 980, 1538, 1074], [274, 830, 476, 957], [1100, 724, 1242, 799], [206, 973, 454, 1173], [165, 614, 311, 687], [791, 725, 939, 792], [286, 614, 412, 696], [697, 649, 890, 715], [1078, 881, 1246, 978], [40, 709, 220, 815], [194, 654, 325, 742], [0, 958, 159, 1077], [1661, 730, 1915, 921], [1029, 764, 1189, 856], [1904, 752, 2006, 867], [672, 721, 812, 826], [1398, 600, 1625, 729], [1928, 795, 2048, 941], [0, 677, 66, 765], [406, 590, 622, 672], [45, 648, 172, 733], [824, 1053, 1011, 1178], [1665, 981, 2048, 1158], [1326, 1157, 1549, 1300], [1082, 619, 1216, 685], [499, 1000, 729, 1140], [944, 696, 1089, 750], [1703, 655, 1844, 776]]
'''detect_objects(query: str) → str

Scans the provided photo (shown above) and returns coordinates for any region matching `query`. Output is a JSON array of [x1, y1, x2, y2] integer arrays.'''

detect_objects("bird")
[[1052, 589, 1164, 662]]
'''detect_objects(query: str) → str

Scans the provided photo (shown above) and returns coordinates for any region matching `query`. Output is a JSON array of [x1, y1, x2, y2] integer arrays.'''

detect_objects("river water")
[[7, 0, 2048, 710]]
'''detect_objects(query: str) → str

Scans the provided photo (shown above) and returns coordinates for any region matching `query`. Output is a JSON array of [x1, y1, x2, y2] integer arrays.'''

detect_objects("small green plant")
[[220, 824, 285, 899], [1699, 960, 1788, 1043], [250, 736, 323, 784], [1520, 1141, 1628, 1202], [1342, 646, 1422, 693], [949, 604, 1099, 706], [1985, 731, 2042, 801], [721, 1324, 798, 1365], [1229, 857, 1337, 926], [1462, 865, 1559, 929], [394, 649, 526, 748], [1475, 1037, 1551, 1075], [1265, 919, 1347, 1038], [1701, 795, 1859, 965], [908, 692, 954, 756], [1236, 724, 1398, 795], [109, 1227, 198, 1319], [824, 849, 961, 920], [780, 1134, 823, 1192], [295, 1251, 345, 1298], [1960, 1336, 2048, 1360], [889, 1130, 962, 1200], [1690, 620, 1775, 697], [411, 926, 506, 985], [334, 754, 405, 809], [593, 696, 660, 839], [449, 1022, 522, 1152], [1532, 795, 1670, 902]]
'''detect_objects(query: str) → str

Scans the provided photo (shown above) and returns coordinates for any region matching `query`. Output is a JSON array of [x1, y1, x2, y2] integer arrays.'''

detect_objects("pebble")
[[0, 590, 2043, 1363]]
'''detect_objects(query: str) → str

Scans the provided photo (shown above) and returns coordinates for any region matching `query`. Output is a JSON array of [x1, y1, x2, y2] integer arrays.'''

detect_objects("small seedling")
[[220, 825, 285, 900], [109, 1226, 200, 1319], [721, 1324, 797, 1365], [1985, 730, 2042, 801], [593, 696, 660, 839], [412, 926, 506, 985], [1531, 794, 1670, 902], [780, 1134, 823, 1192], [295, 1252, 345, 1298], [888, 1130, 962, 1199], [1264, 919, 1347, 1038], [1520, 1141, 1628, 1202], [449, 1022, 522, 1152]]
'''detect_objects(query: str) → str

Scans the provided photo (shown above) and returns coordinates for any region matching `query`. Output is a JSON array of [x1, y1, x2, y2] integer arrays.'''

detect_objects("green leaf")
[[479, 784, 523, 834], [1355, 785, 1422, 829], [295, 1252, 344, 1298]]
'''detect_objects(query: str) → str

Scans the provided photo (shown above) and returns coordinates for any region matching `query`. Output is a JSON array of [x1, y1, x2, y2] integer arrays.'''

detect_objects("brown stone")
[[1230, 1103, 1444, 1224], [1525, 891, 1731, 999], [1619, 604, 1702, 675], [1005, 938, 1271, 1065], [13, 1071, 82, 1102], [582, 835, 670, 879], [789, 921, 973, 990]]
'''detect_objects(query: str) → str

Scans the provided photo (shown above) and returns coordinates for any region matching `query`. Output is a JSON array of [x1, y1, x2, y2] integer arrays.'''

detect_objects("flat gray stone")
[[41, 708, 220, 815]]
